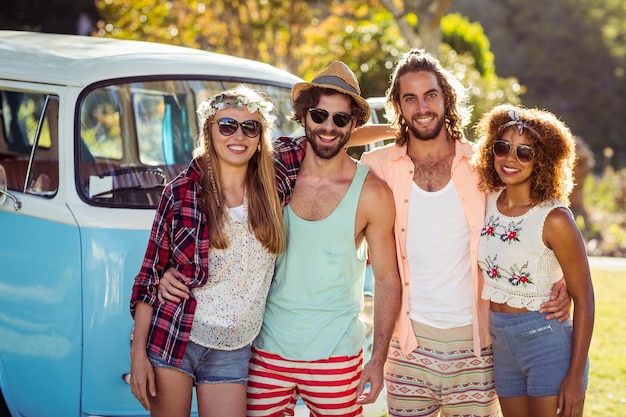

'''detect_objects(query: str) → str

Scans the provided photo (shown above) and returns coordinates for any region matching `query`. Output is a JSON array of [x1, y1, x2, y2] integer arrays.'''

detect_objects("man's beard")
[[407, 113, 446, 141], [305, 123, 351, 160]]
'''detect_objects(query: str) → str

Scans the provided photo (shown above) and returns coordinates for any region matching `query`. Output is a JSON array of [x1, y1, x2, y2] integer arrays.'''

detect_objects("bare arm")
[[355, 174, 402, 404], [347, 124, 394, 148], [544, 208, 595, 417], [130, 302, 156, 410]]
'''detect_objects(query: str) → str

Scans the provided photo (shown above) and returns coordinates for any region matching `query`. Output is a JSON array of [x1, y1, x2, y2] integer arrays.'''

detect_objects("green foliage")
[[94, 0, 317, 72], [299, 0, 523, 129], [437, 44, 522, 138], [441, 13, 495, 77], [583, 168, 626, 257], [450, 0, 626, 169], [297, 1, 407, 98]]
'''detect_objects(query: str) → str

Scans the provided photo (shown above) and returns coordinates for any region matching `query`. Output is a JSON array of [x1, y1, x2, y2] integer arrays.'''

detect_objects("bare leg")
[[197, 382, 247, 417], [499, 396, 530, 417], [529, 395, 561, 417], [149, 367, 194, 417]]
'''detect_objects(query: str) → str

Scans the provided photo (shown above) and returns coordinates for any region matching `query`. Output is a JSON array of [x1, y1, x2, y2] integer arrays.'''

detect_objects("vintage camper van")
[[0, 31, 386, 417]]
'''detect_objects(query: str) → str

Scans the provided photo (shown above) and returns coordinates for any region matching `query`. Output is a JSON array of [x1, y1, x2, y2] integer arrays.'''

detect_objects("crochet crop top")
[[478, 190, 567, 310]]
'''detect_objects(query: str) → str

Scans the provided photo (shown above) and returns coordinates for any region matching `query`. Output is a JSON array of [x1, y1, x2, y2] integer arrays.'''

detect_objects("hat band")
[[311, 75, 359, 95]]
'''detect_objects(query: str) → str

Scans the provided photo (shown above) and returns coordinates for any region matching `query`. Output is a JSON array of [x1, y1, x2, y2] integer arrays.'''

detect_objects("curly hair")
[[473, 104, 577, 205], [193, 85, 285, 254], [291, 87, 369, 128], [385, 49, 473, 146]]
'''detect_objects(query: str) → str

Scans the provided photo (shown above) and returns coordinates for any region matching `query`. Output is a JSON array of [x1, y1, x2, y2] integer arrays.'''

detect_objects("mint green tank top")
[[255, 163, 369, 360]]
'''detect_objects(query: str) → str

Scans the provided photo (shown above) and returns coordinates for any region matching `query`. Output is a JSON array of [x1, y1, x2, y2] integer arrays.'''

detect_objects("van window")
[[0, 90, 59, 196], [78, 79, 298, 209]]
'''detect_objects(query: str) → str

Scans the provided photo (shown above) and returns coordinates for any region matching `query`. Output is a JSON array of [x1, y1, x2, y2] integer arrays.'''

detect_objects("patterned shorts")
[[385, 322, 499, 417]]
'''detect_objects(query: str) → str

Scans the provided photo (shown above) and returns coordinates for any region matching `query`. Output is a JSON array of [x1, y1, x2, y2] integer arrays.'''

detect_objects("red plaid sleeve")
[[130, 159, 208, 365], [274, 136, 306, 206]]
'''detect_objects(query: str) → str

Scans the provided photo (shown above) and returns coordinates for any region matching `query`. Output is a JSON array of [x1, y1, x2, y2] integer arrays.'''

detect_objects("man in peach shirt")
[[360, 49, 570, 417]]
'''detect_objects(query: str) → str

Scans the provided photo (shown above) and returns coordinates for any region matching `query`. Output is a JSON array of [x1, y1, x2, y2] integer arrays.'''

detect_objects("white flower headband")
[[196, 93, 276, 125]]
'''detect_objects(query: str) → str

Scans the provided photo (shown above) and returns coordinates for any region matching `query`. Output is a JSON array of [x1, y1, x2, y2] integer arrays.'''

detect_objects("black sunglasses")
[[212, 118, 262, 138], [308, 108, 354, 128], [492, 140, 534, 163]]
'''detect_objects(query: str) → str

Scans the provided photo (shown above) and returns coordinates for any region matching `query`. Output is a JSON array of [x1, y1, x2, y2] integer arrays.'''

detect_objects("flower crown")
[[196, 93, 276, 125]]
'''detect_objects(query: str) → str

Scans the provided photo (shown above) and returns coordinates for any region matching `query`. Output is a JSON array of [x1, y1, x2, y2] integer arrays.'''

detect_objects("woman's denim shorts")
[[148, 340, 252, 386], [489, 310, 588, 398]]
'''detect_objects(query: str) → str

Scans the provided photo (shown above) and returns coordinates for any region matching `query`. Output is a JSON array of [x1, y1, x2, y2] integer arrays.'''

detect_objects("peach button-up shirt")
[[361, 139, 491, 357]]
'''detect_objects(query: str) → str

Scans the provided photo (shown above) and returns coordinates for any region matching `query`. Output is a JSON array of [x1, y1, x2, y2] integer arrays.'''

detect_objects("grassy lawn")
[[585, 261, 626, 416]]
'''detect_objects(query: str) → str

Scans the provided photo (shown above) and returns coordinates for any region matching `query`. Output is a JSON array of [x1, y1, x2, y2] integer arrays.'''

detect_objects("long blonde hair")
[[194, 85, 285, 254]]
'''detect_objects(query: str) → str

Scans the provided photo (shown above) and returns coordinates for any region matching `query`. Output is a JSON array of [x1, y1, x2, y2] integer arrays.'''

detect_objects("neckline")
[[493, 189, 537, 219]]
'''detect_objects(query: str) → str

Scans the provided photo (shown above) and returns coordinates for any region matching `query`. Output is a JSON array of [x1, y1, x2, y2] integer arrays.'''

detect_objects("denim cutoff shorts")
[[148, 340, 252, 386], [489, 310, 588, 398]]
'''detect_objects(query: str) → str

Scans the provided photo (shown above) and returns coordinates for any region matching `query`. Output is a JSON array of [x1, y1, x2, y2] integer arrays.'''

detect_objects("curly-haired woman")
[[473, 105, 594, 417]]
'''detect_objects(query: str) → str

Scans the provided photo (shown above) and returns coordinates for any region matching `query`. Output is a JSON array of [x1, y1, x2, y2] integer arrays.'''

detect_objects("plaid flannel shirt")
[[130, 136, 306, 366]]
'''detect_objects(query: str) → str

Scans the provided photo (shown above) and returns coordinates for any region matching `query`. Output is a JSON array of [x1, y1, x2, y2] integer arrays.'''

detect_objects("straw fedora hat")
[[291, 61, 371, 124]]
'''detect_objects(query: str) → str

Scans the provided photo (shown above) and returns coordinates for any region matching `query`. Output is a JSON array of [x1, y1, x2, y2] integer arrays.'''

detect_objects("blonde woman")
[[130, 86, 284, 417], [474, 105, 594, 417]]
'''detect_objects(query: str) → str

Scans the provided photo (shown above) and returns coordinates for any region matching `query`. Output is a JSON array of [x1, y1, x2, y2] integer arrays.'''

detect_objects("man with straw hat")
[[246, 61, 401, 416], [158, 62, 401, 416]]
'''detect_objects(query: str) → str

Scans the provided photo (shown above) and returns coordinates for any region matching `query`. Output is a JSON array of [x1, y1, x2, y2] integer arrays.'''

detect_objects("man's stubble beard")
[[406, 112, 446, 142], [305, 123, 351, 160]]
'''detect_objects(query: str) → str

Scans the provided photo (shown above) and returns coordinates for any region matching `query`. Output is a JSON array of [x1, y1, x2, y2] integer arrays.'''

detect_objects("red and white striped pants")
[[247, 346, 364, 417]]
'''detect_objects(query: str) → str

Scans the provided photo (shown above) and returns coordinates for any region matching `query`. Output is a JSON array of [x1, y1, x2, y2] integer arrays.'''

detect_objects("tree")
[[300, 1, 522, 133], [94, 0, 318, 73], [450, 0, 626, 168], [378, 0, 452, 56]]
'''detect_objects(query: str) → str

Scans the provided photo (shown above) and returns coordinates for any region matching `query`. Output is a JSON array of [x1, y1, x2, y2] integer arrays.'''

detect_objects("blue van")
[[0, 31, 387, 417]]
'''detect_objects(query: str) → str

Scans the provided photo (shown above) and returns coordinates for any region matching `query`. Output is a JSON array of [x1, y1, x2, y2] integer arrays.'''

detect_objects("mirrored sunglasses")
[[492, 140, 534, 163], [213, 118, 262, 138], [308, 108, 354, 128]]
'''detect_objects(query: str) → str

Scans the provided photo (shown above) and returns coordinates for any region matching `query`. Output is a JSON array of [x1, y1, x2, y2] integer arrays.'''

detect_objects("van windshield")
[[78, 79, 298, 209]]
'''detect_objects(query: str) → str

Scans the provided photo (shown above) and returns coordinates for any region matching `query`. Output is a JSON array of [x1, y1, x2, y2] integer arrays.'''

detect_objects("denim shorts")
[[148, 340, 252, 386], [489, 310, 588, 398]]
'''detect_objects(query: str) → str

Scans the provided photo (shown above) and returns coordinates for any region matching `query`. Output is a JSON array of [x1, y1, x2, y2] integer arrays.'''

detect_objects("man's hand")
[[158, 267, 191, 304], [539, 277, 571, 322], [355, 359, 384, 405]]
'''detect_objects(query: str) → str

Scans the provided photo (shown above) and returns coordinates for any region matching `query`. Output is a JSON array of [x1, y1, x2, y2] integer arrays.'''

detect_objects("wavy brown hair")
[[385, 49, 473, 146], [473, 104, 577, 205], [193, 86, 285, 254]]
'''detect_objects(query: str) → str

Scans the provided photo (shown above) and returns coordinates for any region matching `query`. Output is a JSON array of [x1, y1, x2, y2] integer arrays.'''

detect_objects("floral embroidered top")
[[478, 189, 566, 310]]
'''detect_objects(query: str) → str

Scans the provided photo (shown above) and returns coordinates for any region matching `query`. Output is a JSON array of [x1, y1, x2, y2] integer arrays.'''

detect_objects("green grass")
[[585, 264, 626, 416]]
